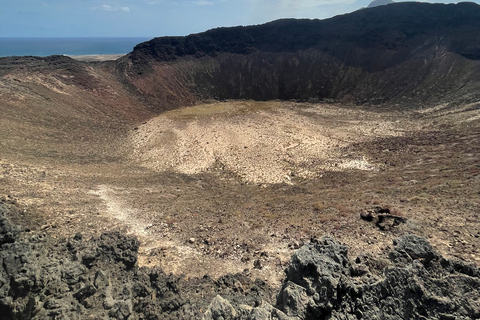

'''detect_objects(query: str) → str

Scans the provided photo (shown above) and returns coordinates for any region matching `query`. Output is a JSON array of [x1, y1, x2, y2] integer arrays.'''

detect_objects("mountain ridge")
[[367, 0, 395, 8], [130, 2, 480, 62], [114, 2, 480, 111]]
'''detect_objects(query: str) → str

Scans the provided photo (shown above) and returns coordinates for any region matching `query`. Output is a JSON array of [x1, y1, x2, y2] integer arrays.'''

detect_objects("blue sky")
[[0, 0, 476, 37]]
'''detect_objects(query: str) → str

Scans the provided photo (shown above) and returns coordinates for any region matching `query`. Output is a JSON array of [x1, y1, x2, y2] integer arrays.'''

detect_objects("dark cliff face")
[[131, 2, 480, 63], [117, 3, 480, 109], [116, 2, 480, 109]]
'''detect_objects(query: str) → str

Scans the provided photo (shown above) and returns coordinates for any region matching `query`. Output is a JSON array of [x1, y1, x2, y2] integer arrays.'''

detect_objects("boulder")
[[275, 235, 480, 320]]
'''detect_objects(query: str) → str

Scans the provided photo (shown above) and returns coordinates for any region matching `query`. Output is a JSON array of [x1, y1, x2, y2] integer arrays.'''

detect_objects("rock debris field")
[[1, 200, 479, 319]]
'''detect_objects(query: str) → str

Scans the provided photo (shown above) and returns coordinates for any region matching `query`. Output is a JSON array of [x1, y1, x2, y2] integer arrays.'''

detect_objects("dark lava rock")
[[0, 204, 275, 320], [2, 201, 479, 319], [360, 206, 407, 230], [274, 235, 480, 320], [203, 234, 480, 320], [0, 202, 22, 245]]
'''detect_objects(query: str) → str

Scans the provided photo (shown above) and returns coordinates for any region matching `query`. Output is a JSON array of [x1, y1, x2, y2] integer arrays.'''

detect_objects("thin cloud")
[[101, 4, 115, 11], [92, 4, 131, 12], [166, 0, 216, 7], [246, 0, 356, 11]]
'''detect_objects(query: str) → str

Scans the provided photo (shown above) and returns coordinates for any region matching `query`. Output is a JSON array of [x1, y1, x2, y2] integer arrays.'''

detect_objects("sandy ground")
[[129, 101, 407, 184], [68, 54, 126, 62]]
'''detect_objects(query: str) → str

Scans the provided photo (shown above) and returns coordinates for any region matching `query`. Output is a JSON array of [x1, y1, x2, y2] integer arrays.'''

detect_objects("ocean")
[[0, 37, 151, 57]]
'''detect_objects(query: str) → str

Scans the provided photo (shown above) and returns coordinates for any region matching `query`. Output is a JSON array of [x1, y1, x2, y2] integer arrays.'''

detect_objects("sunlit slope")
[[0, 56, 152, 163]]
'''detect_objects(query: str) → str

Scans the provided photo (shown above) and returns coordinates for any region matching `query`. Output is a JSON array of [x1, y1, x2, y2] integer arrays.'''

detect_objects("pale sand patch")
[[68, 54, 126, 62], [129, 101, 409, 184]]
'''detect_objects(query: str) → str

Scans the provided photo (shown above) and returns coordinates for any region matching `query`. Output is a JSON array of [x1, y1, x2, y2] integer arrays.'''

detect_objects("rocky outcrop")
[[203, 235, 480, 320], [0, 212, 167, 319], [0, 202, 274, 320], [276, 235, 480, 319], [0, 203, 21, 245], [1, 200, 479, 320]]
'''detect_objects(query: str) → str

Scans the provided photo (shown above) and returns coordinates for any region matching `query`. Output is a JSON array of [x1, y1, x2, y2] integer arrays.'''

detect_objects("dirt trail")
[[88, 184, 279, 281], [89, 185, 150, 237]]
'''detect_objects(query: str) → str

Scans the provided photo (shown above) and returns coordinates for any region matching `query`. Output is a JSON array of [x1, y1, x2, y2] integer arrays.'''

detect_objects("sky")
[[0, 0, 478, 38]]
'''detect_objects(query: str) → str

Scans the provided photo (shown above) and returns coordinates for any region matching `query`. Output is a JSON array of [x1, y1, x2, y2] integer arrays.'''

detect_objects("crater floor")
[[1, 99, 479, 285]]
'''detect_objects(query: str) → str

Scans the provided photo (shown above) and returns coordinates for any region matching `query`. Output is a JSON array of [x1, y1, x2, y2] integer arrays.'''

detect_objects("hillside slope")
[[0, 55, 152, 163], [116, 2, 480, 110]]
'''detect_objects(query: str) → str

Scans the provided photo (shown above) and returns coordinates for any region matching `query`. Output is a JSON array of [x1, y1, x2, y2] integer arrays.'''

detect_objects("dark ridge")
[[130, 2, 480, 63], [114, 2, 480, 109], [367, 0, 395, 8], [0, 55, 83, 75]]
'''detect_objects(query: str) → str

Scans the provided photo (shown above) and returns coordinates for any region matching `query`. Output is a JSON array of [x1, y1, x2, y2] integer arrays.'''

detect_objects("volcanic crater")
[[1, 2, 480, 319]]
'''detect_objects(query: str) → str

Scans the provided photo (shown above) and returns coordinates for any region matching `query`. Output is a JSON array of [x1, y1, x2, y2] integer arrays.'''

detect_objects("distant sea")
[[0, 37, 151, 57]]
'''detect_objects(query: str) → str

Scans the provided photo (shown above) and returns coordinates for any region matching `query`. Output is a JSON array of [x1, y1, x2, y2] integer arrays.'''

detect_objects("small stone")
[[289, 241, 301, 249], [189, 238, 196, 243], [360, 210, 375, 221], [94, 270, 109, 290], [241, 255, 251, 263], [254, 259, 263, 269]]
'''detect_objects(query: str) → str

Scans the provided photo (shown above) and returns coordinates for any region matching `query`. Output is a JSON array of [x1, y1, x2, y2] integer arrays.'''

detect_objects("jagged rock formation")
[[0, 200, 274, 320], [2, 200, 479, 320], [116, 2, 480, 110], [276, 235, 480, 319], [204, 235, 480, 320]]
